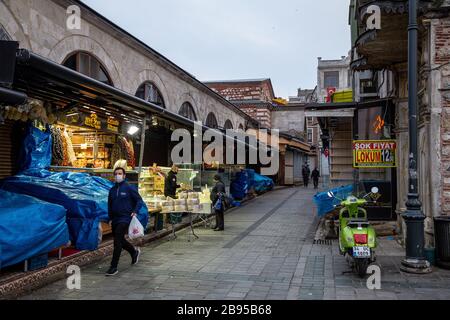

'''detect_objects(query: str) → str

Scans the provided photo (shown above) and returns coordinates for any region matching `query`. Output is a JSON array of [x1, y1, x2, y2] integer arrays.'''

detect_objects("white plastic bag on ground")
[[128, 216, 144, 239]]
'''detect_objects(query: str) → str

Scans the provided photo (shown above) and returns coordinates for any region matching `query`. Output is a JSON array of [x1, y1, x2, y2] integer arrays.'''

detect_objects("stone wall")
[[0, 0, 248, 129]]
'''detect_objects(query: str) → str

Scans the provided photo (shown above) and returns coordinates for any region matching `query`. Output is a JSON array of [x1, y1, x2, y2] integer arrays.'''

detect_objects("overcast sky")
[[83, 0, 351, 98]]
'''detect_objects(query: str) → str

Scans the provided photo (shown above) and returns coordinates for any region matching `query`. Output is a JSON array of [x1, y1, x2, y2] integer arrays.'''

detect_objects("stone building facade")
[[0, 0, 255, 130], [204, 79, 276, 128], [350, 0, 450, 243]]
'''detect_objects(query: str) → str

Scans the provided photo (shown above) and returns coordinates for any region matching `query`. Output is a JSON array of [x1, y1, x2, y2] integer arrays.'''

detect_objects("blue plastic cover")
[[230, 170, 249, 200], [0, 190, 69, 268], [252, 171, 274, 194], [0, 170, 149, 250], [313, 184, 354, 217], [19, 124, 52, 171]]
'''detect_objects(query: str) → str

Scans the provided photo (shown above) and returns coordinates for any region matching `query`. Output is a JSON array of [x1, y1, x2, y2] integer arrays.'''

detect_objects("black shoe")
[[131, 248, 141, 265], [211, 225, 218, 230], [105, 267, 118, 276], [214, 228, 224, 231]]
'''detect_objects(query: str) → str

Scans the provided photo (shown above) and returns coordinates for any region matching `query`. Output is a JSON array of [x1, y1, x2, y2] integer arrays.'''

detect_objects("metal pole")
[[400, 0, 431, 273], [137, 116, 147, 177]]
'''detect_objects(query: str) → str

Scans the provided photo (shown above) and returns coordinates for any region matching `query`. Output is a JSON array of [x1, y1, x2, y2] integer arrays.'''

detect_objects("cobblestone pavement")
[[19, 187, 450, 300]]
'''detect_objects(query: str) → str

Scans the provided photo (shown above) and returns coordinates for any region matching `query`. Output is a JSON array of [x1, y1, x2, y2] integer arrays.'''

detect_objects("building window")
[[205, 112, 218, 129], [224, 120, 233, 129], [324, 71, 339, 88], [135, 82, 165, 108], [179, 102, 197, 121], [238, 123, 244, 130], [360, 79, 377, 94], [307, 128, 313, 143], [63, 52, 113, 85]]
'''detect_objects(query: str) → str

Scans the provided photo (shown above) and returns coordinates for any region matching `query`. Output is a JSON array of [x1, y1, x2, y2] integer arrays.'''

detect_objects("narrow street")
[[20, 187, 450, 300]]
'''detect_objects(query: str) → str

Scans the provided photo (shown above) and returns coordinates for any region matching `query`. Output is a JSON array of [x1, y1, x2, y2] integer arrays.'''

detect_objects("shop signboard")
[[352, 140, 396, 168], [84, 113, 102, 130], [106, 116, 119, 133]]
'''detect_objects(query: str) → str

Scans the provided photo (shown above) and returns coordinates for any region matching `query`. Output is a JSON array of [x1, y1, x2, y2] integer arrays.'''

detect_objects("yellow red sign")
[[352, 140, 397, 168]]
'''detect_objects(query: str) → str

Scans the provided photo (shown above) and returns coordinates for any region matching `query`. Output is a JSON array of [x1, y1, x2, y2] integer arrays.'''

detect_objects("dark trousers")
[[303, 176, 309, 187], [111, 222, 136, 268], [215, 209, 224, 229], [313, 178, 319, 189]]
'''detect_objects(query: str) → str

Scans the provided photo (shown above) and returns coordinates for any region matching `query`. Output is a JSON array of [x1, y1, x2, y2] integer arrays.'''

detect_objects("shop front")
[[306, 99, 398, 221], [0, 44, 270, 273]]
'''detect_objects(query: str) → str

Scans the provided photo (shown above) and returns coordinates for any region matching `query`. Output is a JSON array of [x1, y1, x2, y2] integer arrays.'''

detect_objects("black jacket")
[[210, 180, 226, 205], [108, 181, 144, 225], [311, 169, 320, 179], [164, 170, 180, 197]]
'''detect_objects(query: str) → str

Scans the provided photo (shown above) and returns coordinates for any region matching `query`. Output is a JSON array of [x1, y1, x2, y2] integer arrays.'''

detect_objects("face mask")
[[115, 175, 124, 183]]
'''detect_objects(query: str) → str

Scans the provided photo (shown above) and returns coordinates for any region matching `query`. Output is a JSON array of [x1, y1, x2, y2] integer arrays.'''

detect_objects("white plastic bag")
[[128, 216, 144, 239]]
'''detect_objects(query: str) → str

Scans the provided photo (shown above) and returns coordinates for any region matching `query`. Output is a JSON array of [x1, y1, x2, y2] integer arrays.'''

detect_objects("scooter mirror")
[[371, 187, 379, 194]]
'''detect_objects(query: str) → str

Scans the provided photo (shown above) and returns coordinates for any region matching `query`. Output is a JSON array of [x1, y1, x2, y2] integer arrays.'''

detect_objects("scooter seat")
[[347, 219, 370, 228]]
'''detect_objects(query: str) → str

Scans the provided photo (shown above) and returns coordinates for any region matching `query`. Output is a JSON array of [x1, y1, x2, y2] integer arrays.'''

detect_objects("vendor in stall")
[[164, 164, 182, 198]]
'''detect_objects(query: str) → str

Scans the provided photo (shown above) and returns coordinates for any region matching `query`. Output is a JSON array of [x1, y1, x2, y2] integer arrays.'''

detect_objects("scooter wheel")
[[355, 259, 370, 278]]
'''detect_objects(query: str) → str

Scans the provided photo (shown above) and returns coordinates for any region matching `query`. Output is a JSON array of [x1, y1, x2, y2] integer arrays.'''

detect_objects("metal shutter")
[[0, 120, 19, 179]]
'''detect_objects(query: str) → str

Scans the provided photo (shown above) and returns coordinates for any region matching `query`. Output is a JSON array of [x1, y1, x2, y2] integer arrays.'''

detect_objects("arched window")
[[205, 112, 218, 129], [224, 120, 233, 130], [63, 51, 113, 85], [135, 82, 165, 108], [238, 123, 244, 130], [179, 102, 197, 121]]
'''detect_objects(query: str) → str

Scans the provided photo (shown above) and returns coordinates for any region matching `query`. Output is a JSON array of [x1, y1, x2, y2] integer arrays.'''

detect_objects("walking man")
[[106, 167, 143, 276], [302, 163, 311, 188], [211, 174, 226, 231], [311, 167, 320, 189]]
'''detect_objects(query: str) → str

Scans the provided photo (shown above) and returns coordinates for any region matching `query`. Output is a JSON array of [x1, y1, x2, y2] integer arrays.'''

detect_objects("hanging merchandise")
[[63, 129, 77, 165], [61, 130, 69, 167], [110, 142, 124, 169], [122, 137, 135, 168], [50, 126, 64, 166]]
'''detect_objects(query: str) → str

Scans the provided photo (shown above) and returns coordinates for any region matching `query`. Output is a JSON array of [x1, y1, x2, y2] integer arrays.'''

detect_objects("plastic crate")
[[332, 90, 353, 103]]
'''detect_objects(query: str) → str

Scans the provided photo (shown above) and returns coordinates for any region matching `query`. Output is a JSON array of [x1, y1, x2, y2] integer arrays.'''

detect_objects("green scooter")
[[327, 187, 379, 277]]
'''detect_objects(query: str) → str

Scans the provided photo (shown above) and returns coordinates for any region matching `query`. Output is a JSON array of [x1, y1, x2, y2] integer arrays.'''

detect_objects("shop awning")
[[11, 48, 259, 153], [304, 98, 393, 118]]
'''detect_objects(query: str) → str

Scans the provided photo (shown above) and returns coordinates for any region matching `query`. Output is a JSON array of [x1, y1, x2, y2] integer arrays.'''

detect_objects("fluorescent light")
[[100, 107, 106, 110], [66, 112, 79, 117], [105, 112, 111, 115], [127, 125, 139, 135]]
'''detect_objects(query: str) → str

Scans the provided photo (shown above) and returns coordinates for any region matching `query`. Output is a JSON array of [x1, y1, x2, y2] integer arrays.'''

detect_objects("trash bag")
[[19, 123, 52, 171], [252, 172, 274, 194], [128, 216, 144, 240]]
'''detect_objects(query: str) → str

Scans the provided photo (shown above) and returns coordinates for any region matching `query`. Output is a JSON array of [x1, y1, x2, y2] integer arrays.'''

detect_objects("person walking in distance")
[[106, 167, 143, 276], [302, 163, 311, 188], [311, 167, 320, 189], [211, 174, 226, 231]]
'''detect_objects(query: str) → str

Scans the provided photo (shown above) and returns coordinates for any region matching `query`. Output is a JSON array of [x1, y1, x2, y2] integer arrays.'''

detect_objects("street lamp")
[[400, 0, 431, 274]]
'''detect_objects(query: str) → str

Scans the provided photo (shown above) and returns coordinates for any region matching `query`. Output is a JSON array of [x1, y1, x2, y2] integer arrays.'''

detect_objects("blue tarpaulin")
[[313, 184, 354, 217], [230, 170, 249, 200], [0, 170, 149, 250], [0, 190, 69, 268], [252, 171, 274, 194], [230, 169, 274, 199], [18, 124, 52, 171]]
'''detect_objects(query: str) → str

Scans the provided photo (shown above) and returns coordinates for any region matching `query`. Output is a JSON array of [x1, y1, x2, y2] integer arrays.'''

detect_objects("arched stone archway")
[[135, 69, 171, 111], [48, 35, 122, 89], [178, 92, 200, 119], [0, 1, 32, 49]]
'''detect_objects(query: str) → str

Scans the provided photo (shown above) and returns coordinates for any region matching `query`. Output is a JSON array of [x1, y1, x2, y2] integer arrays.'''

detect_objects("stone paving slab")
[[16, 187, 450, 300]]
